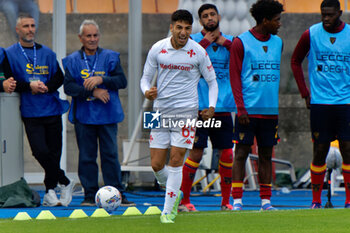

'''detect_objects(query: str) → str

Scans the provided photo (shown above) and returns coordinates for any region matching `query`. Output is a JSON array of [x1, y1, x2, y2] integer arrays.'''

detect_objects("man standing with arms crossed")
[[179, 3, 235, 212], [229, 0, 283, 211], [140, 10, 218, 223], [291, 0, 350, 209], [6, 14, 74, 207]]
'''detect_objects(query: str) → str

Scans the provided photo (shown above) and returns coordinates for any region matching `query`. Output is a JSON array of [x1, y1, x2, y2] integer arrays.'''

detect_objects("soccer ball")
[[95, 186, 122, 213]]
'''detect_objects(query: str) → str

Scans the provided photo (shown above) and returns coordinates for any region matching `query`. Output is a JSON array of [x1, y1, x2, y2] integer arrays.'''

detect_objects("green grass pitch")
[[1, 209, 350, 233]]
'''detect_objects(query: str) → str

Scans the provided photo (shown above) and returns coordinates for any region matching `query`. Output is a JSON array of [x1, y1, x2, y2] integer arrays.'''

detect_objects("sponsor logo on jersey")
[[160, 63, 194, 71], [316, 64, 350, 74], [330, 37, 336, 44], [187, 49, 196, 57], [316, 53, 350, 62], [185, 139, 192, 144], [251, 74, 278, 82], [159, 49, 168, 54], [251, 63, 280, 70]]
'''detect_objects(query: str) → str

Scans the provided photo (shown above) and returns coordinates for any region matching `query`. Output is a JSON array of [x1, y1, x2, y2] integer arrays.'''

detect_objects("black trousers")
[[22, 115, 69, 191]]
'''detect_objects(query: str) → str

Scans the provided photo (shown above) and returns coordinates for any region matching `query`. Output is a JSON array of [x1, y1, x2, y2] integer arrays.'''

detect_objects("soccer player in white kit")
[[140, 9, 218, 223]]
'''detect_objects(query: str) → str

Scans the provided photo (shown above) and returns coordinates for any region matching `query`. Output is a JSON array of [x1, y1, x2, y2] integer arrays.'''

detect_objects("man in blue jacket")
[[6, 14, 74, 207], [63, 19, 134, 206]]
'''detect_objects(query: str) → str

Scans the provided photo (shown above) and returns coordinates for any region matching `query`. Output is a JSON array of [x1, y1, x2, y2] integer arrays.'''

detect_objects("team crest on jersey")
[[262, 46, 268, 53], [187, 49, 196, 57], [239, 133, 245, 141], [194, 136, 199, 143], [330, 37, 336, 44], [159, 49, 168, 54]]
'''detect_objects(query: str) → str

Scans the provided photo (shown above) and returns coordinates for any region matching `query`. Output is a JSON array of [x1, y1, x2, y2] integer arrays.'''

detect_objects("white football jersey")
[[141, 37, 216, 112]]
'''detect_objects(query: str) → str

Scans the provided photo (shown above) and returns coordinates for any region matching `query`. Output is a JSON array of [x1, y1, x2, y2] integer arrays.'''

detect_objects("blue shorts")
[[233, 116, 279, 147], [193, 114, 234, 149], [310, 104, 350, 143]]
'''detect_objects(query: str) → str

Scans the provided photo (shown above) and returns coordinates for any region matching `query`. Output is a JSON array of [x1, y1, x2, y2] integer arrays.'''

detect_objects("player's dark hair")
[[321, 0, 340, 10], [250, 0, 284, 25], [198, 4, 219, 18], [171, 9, 193, 25]]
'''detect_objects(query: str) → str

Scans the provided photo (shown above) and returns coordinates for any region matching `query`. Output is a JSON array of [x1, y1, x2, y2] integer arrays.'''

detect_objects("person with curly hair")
[[229, 0, 284, 211]]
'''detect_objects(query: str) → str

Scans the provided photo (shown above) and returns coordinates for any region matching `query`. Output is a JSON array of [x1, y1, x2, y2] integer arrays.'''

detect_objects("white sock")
[[162, 166, 182, 215], [233, 199, 243, 205], [153, 166, 169, 187], [261, 199, 271, 206]]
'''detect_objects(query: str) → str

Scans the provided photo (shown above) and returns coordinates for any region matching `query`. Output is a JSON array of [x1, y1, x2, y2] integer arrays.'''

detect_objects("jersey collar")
[[166, 37, 191, 50]]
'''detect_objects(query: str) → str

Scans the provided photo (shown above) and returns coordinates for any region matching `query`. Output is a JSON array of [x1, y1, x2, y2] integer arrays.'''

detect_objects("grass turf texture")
[[2, 209, 350, 233]]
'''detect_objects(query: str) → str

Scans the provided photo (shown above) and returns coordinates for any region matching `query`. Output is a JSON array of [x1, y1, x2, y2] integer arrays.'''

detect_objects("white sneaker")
[[59, 179, 75, 207], [43, 189, 61, 206]]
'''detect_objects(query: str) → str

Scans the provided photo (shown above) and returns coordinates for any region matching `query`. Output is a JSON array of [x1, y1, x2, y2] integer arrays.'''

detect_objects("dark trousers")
[[74, 122, 125, 198], [23, 115, 68, 191]]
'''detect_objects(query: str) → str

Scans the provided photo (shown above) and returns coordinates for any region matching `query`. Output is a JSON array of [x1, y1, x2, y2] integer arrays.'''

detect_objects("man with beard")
[[6, 14, 74, 207], [291, 0, 350, 209], [229, 0, 283, 211], [179, 3, 235, 212], [140, 10, 218, 223]]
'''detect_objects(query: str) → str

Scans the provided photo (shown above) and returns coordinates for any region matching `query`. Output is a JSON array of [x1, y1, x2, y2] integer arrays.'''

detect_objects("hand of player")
[[145, 87, 157, 100], [201, 106, 215, 121], [304, 96, 310, 109], [93, 88, 110, 103], [2, 77, 16, 93], [84, 76, 103, 91], [203, 31, 218, 43], [215, 35, 227, 46], [238, 114, 250, 125]]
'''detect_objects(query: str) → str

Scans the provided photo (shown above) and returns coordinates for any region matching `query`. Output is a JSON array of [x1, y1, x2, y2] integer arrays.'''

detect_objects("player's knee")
[[189, 148, 204, 162], [151, 161, 165, 172], [313, 143, 330, 164], [220, 148, 233, 163], [168, 156, 183, 167]]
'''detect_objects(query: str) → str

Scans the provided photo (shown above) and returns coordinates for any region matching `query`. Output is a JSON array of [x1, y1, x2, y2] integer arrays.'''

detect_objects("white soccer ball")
[[95, 186, 122, 213]]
